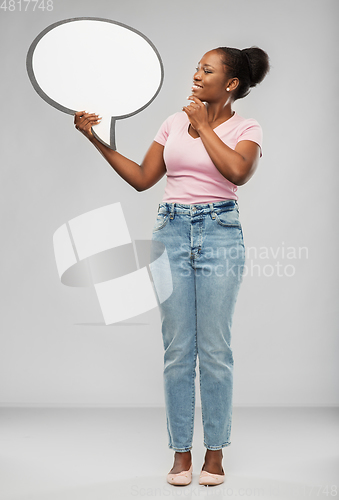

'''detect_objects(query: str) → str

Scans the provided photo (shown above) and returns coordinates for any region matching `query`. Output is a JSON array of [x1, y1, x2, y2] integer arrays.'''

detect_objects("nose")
[[194, 69, 202, 81]]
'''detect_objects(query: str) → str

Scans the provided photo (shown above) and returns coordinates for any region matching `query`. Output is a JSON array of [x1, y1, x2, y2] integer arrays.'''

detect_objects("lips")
[[192, 83, 203, 91]]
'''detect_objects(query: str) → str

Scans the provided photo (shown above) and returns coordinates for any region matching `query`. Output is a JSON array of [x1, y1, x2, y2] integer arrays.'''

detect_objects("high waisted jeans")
[[150, 200, 245, 452]]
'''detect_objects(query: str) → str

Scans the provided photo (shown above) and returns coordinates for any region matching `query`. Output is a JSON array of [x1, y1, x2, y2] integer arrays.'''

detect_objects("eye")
[[195, 66, 212, 74]]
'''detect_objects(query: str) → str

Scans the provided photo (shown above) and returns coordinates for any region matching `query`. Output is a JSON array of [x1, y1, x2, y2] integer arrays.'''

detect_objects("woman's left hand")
[[182, 96, 209, 133]]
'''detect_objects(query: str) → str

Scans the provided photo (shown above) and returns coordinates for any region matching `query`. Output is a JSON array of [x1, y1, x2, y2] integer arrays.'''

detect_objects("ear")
[[226, 78, 239, 92]]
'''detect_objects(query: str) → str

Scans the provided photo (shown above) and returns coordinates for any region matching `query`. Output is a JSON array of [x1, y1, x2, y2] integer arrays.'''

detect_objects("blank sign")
[[27, 17, 164, 149]]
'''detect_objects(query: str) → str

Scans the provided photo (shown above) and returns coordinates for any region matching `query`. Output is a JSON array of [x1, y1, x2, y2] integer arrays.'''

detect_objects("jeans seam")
[[214, 212, 241, 228], [189, 270, 198, 447], [166, 413, 172, 449], [199, 365, 205, 442], [169, 445, 192, 452], [204, 442, 231, 450], [153, 214, 170, 232]]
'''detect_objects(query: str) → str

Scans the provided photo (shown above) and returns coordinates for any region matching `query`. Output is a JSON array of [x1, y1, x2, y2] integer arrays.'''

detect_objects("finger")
[[78, 112, 100, 121], [76, 118, 102, 131], [86, 117, 102, 126], [186, 105, 200, 112], [88, 115, 102, 124], [187, 95, 202, 105], [78, 114, 101, 126], [183, 105, 199, 114], [75, 110, 99, 116], [74, 110, 87, 122], [74, 111, 99, 122]]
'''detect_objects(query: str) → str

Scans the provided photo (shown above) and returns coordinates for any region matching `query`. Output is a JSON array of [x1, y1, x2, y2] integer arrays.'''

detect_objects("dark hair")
[[216, 46, 270, 100]]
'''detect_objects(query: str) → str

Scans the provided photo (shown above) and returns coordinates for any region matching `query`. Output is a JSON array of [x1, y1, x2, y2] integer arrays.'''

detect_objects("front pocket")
[[215, 209, 241, 227], [152, 213, 170, 232]]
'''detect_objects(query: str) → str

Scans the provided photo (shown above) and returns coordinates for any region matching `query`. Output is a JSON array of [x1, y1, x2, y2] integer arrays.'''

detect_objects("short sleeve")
[[236, 119, 263, 157], [153, 113, 177, 146]]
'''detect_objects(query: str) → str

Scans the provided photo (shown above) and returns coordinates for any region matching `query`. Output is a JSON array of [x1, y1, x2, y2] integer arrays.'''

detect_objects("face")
[[191, 50, 229, 102]]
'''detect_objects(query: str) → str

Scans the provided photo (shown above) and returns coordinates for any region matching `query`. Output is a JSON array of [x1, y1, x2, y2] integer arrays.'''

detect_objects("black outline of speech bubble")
[[26, 17, 164, 150]]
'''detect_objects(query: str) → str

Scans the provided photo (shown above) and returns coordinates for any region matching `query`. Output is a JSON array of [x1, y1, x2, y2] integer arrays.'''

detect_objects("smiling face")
[[192, 50, 234, 103]]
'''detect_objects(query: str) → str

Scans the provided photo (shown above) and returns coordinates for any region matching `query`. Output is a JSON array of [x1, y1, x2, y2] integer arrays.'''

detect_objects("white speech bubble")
[[26, 17, 164, 149]]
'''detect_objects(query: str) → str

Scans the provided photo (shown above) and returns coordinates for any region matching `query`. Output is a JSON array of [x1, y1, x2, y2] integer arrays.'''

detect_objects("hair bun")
[[241, 47, 270, 87], [216, 45, 270, 100]]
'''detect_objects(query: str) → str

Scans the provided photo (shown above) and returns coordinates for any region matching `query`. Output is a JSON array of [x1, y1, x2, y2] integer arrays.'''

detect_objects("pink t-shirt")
[[154, 111, 262, 204]]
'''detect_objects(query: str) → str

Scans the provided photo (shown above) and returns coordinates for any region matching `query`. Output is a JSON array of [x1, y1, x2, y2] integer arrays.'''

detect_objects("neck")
[[205, 101, 233, 123]]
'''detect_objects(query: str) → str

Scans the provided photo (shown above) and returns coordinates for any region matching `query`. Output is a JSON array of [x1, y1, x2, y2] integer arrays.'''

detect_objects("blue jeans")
[[150, 200, 246, 452]]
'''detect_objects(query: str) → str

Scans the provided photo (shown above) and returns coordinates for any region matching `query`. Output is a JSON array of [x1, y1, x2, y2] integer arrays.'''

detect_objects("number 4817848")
[[0, 0, 54, 11]]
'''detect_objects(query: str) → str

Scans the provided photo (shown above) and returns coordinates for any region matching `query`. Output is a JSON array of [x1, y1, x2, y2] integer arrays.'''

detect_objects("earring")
[[226, 88, 230, 92]]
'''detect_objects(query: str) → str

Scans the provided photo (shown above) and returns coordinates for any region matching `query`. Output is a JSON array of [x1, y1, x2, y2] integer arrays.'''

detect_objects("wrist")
[[195, 122, 211, 135]]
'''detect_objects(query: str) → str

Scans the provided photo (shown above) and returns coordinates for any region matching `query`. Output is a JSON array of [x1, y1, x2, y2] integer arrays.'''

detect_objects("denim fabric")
[[150, 200, 246, 451]]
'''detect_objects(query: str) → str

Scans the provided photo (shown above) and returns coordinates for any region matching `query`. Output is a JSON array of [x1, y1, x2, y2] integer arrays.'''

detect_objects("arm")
[[74, 111, 166, 192], [182, 97, 260, 186]]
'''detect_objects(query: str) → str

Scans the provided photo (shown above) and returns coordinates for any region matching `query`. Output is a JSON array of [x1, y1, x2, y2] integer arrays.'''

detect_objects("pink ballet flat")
[[167, 463, 193, 486], [199, 469, 225, 486]]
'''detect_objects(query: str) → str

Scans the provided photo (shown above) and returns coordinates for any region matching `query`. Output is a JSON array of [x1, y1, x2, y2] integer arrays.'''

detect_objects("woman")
[[74, 45, 270, 486]]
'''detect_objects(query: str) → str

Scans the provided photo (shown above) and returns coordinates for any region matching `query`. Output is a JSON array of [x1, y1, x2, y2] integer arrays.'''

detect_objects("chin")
[[194, 92, 206, 101]]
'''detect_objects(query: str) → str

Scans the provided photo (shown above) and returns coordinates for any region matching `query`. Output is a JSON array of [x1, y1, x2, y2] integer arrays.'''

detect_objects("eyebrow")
[[197, 63, 215, 69]]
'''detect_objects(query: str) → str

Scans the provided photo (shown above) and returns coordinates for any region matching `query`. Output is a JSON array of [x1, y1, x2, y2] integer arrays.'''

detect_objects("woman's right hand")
[[74, 110, 102, 140]]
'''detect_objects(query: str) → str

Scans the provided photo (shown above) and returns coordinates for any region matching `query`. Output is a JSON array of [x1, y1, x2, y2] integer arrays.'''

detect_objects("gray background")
[[0, 0, 337, 408]]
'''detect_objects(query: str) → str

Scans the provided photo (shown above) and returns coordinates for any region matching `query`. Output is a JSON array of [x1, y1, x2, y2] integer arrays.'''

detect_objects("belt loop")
[[209, 203, 216, 219], [169, 203, 175, 219]]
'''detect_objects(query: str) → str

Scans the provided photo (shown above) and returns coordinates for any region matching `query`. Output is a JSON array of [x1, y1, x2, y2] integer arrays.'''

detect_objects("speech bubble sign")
[[26, 17, 164, 150]]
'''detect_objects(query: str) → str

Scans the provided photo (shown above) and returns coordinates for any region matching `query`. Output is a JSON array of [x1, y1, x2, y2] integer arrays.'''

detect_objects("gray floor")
[[0, 407, 338, 500]]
